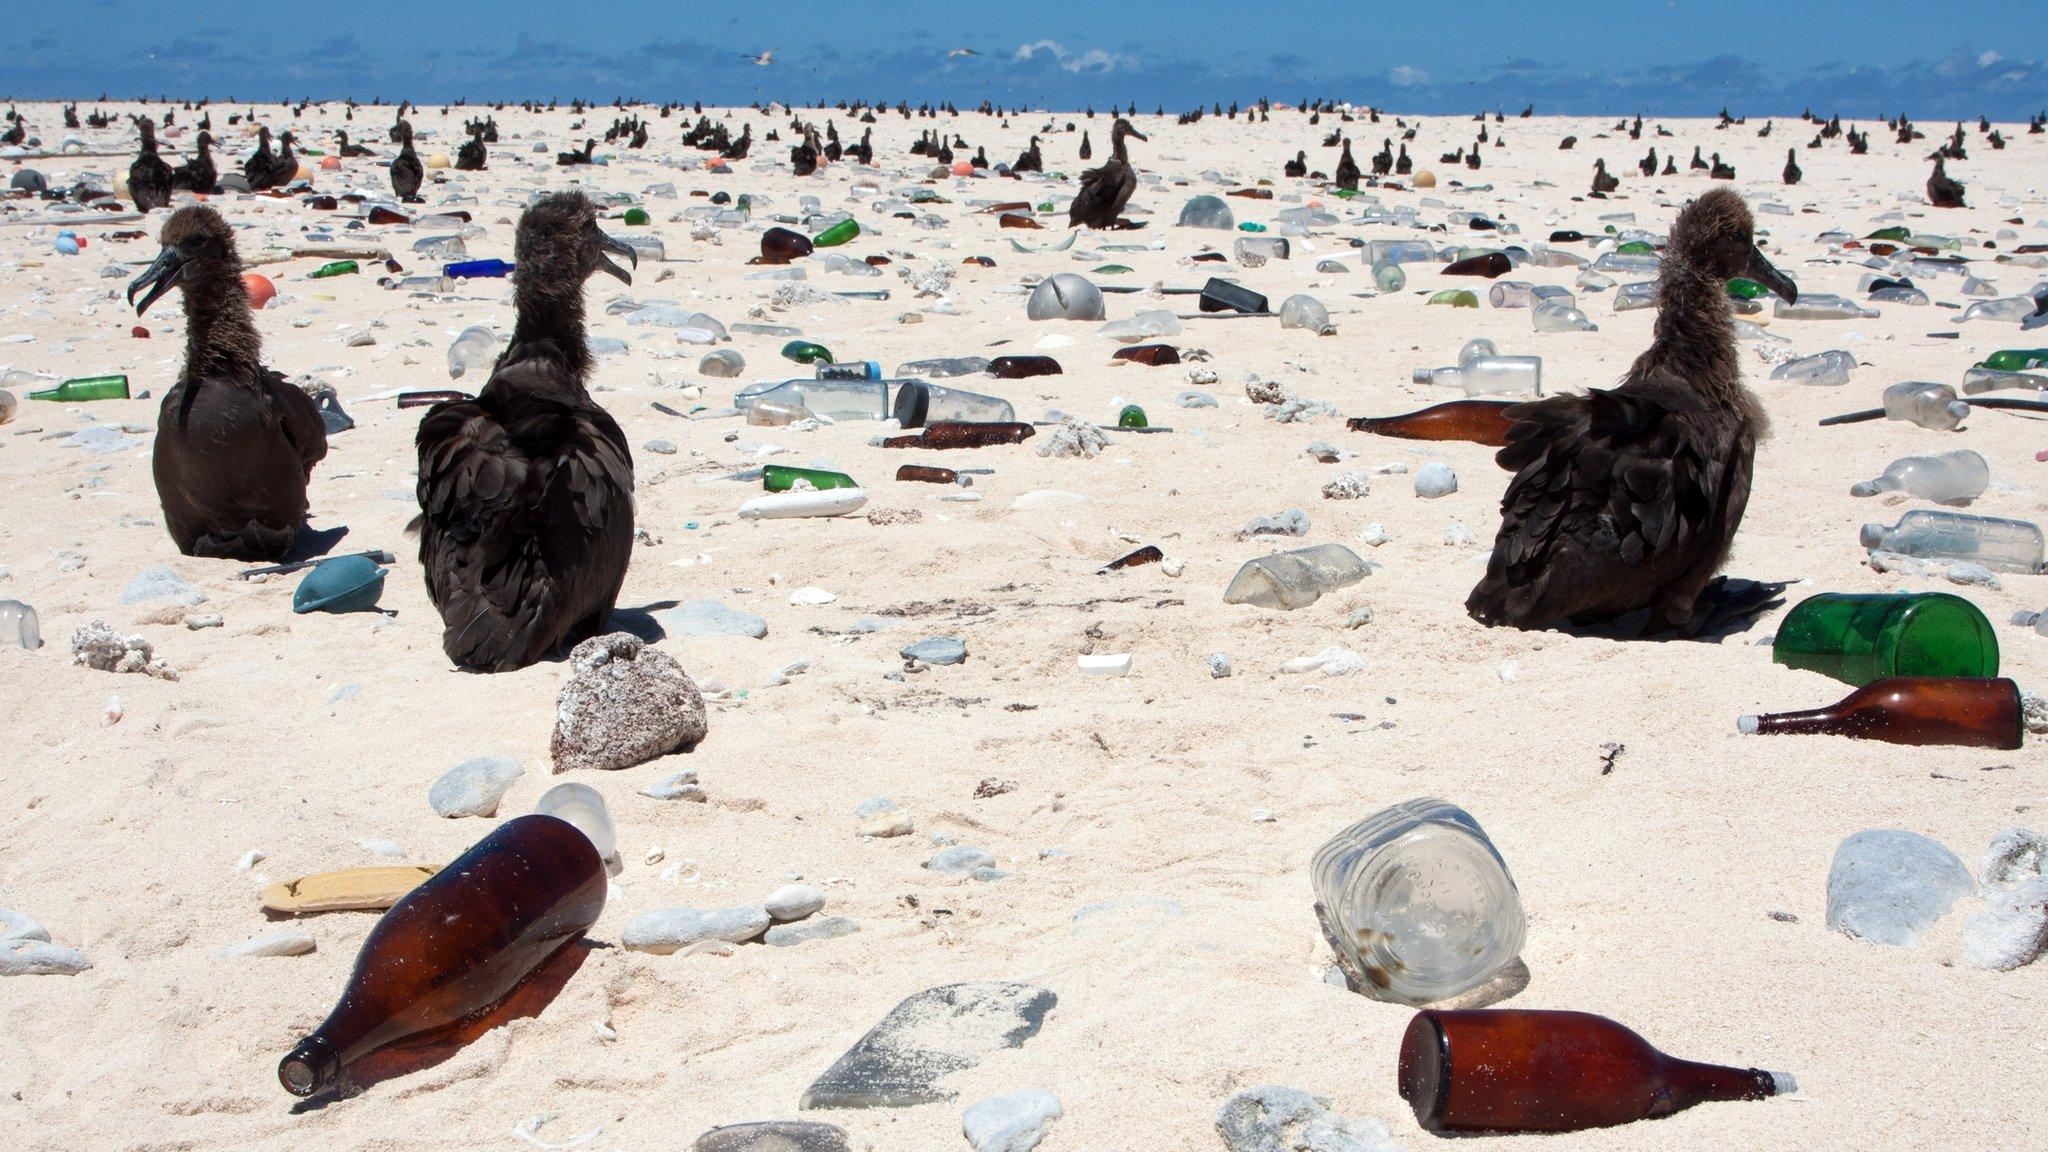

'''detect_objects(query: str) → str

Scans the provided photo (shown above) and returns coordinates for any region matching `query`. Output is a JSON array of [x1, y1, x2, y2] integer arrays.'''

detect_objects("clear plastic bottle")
[[1488, 282, 1574, 309], [1770, 350, 1854, 385], [533, 782, 616, 862], [1459, 338, 1499, 365], [890, 381, 1016, 428], [1414, 356, 1542, 397], [1882, 382, 1971, 430], [1849, 450, 1989, 501], [1373, 261, 1406, 292], [1234, 236, 1291, 267], [1222, 543, 1372, 610], [1278, 294, 1335, 334], [0, 600, 41, 650], [1860, 510, 2045, 573], [1312, 798, 1526, 1005], [445, 325, 499, 380], [1612, 281, 1659, 312], [1960, 367, 2048, 395], [1957, 296, 2039, 324], [1776, 294, 1877, 320], [1532, 299, 1597, 332], [699, 349, 746, 378]]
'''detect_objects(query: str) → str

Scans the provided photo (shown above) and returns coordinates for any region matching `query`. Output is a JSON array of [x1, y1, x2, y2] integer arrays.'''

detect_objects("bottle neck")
[[1658, 1058, 1778, 1112], [278, 1034, 341, 1098]]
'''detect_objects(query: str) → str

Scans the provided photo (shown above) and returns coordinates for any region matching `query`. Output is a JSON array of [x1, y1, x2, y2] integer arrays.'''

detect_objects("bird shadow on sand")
[[1541, 576, 1790, 645], [287, 939, 601, 1112], [606, 600, 678, 644], [280, 523, 351, 564]]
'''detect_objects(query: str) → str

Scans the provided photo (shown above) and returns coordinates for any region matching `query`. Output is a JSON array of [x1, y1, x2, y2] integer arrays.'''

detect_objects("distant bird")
[[456, 125, 487, 171], [128, 117, 173, 212], [742, 49, 777, 66], [1689, 146, 1708, 171], [413, 192, 638, 673], [1283, 150, 1307, 178], [1068, 117, 1146, 229], [1370, 137, 1393, 176], [555, 138, 595, 167], [390, 121, 424, 199], [1781, 147, 1801, 185], [947, 47, 981, 58], [1467, 189, 1797, 635], [242, 125, 277, 187], [334, 129, 373, 158], [1394, 144, 1411, 175], [1927, 157, 1965, 207], [171, 130, 216, 194], [1334, 138, 1361, 190], [791, 127, 821, 176], [1709, 153, 1736, 180], [128, 206, 328, 560], [1558, 135, 1577, 150], [1077, 130, 1092, 161], [1013, 135, 1044, 173], [1638, 147, 1657, 177], [1591, 158, 1619, 195]]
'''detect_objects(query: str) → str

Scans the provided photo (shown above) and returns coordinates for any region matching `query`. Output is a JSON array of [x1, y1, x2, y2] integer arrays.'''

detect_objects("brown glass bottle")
[[988, 355, 1062, 378], [896, 464, 959, 484], [1399, 1009, 1792, 1135], [1099, 545, 1162, 572], [1348, 400, 1516, 446], [1738, 676, 2022, 749], [882, 421, 1036, 449], [1112, 344, 1180, 366], [758, 226, 813, 264], [1442, 252, 1512, 278], [277, 814, 605, 1097]]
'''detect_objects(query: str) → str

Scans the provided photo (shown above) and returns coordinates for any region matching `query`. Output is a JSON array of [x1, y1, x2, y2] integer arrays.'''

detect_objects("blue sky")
[[8, 1, 2046, 118]]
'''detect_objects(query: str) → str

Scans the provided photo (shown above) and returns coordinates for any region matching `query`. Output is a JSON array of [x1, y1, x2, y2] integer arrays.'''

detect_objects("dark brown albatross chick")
[[130, 206, 328, 560], [412, 193, 638, 673], [1466, 188, 1797, 635]]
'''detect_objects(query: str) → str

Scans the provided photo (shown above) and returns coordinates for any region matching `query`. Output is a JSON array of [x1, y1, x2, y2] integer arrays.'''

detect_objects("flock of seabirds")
[[10, 93, 2034, 671]]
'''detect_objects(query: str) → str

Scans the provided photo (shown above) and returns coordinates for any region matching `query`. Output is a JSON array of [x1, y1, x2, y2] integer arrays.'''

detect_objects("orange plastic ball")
[[243, 273, 277, 308]]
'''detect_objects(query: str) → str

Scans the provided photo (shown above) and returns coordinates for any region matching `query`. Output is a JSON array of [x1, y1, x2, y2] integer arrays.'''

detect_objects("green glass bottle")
[[812, 218, 859, 247], [763, 465, 859, 492], [1332, 188, 1359, 200], [1036, 202, 1056, 213], [1239, 222, 1268, 233], [1373, 262, 1406, 292], [1616, 240, 1656, 256], [1092, 264, 1134, 274], [1772, 592, 1998, 686], [1726, 278, 1767, 300], [1427, 289, 1479, 308], [30, 375, 130, 401], [780, 340, 833, 365], [1117, 404, 1148, 429], [622, 207, 650, 226], [1981, 349, 2048, 372], [310, 260, 359, 279], [1865, 226, 1911, 242]]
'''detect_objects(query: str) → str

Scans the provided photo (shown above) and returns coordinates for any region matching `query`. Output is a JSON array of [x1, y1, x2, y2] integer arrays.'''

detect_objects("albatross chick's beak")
[[1746, 246, 1798, 305], [127, 245, 187, 316], [596, 229, 637, 286]]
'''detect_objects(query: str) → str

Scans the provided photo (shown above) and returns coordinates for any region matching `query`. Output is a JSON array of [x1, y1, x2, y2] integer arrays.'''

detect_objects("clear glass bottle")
[[1533, 299, 1597, 332], [1770, 349, 1854, 385], [890, 381, 1015, 428], [1413, 356, 1542, 398], [1312, 798, 1526, 1005], [1960, 367, 2048, 395], [0, 600, 41, 650], [1881, 382, 1971, 430], [445, 325, 499, 380], [1849, 450, 1989, 501], [733, 378, 891, 422], [1860, 510, 2044, 573]]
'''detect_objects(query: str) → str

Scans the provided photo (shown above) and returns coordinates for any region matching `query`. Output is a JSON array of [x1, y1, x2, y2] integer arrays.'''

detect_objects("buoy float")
[[243, 273, 277, 308]]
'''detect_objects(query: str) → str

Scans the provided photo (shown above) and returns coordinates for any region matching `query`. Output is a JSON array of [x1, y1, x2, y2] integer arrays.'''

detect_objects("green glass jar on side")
[[781, 340, 834, 365], [763, 465, 858, 492], [1772, 592, 1998, 686], [1117, 404, 1148, 429]]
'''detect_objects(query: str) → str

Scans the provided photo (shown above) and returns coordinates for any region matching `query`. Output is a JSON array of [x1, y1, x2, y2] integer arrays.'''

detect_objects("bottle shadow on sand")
[[287, 938, 602, 1112]]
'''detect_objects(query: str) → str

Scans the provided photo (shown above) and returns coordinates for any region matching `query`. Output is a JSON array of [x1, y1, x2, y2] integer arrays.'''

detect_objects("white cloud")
[[1013, 39, 1130, 73], [1389, 65, 1430, 87], [1979, 50, 2002, 68], [1015, 39, 1063, 62]]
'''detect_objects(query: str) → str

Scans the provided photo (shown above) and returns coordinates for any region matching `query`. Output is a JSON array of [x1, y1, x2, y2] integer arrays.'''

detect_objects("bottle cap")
[[1737, 714, 1760, 734], [1412, 368, 1433, 384], [1858, 523, 1884, 549], [1767, 1070, 1799, 1096]]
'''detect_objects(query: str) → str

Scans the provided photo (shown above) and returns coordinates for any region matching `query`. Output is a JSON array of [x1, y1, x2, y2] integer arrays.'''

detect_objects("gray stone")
[[0, 939, 91, 976], [121, 565, 206, 606], [0, 909, 49, 943], [1240, 509, 1310, 539], [645, 438, 679, 455], [799, 982, 1057, 1109], [926, 846, 997, 876], [856, 797, 913, 838], [428, 755, 524, 818], [1176, 390, 1219, 409], [656, 599, 769, 640], [62, 425, 141, 454], [1413, 463, 1459, 499], [184, 612, 223, 630], [219, 930, 317, 958], [1208, 653, 1233, 678], [765, 884, 826, 922], [552, 633, 707, 773], [766, 917, 861, 947], [901, 637, 967, 666], [1825, 829, 1974, 947], [963, 1089, 1062, 1152], [622, 905, 773, 953], [693, 1120, 852, 1152], [1216, 1085, 1401, 1152], [641, 770, 707, 801], [1963, 827, 2048, 971]]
